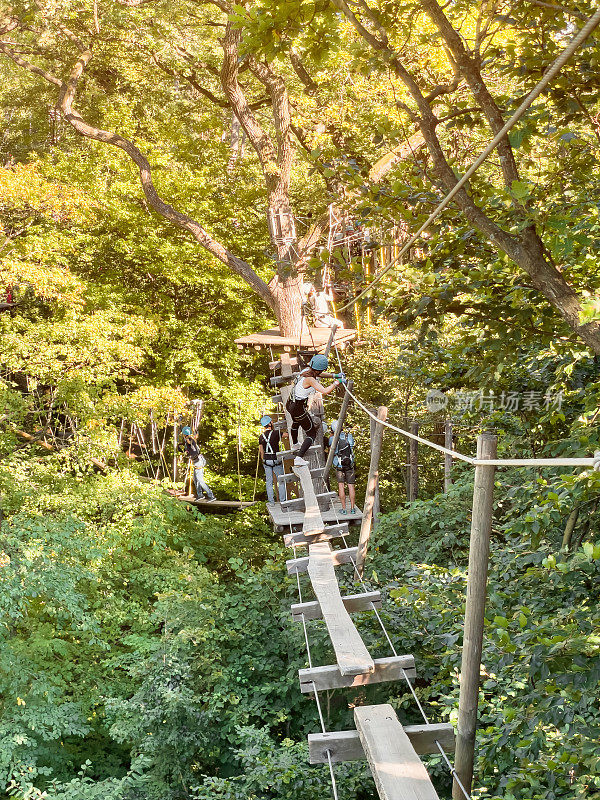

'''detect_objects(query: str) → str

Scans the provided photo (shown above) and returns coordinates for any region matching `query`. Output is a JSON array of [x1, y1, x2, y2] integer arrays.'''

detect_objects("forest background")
[[1, 0, 600, 798]]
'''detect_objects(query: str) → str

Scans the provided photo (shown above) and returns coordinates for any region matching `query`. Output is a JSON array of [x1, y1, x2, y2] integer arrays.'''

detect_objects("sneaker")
[[205, 496, 216, 502], [350, 507, 356, 514], [294, 456, 309, 467], [340, 508, 347, 515]]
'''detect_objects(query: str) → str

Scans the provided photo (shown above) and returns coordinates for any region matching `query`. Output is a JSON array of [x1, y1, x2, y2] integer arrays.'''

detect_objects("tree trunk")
[[273, 274, 303, 336]]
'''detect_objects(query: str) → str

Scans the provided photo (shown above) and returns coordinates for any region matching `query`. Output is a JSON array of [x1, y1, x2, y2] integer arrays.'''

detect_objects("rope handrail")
[[340, 378, 598, 470]]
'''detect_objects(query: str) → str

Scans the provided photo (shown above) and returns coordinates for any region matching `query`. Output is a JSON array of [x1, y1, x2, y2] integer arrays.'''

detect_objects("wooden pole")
[[323, 323, 338, 357], [444, 420, 453, 493], [370, 412, 381, 522], [356, 406, 387, 579], [408, 421, 419, 501], [452, 432, 497, 799], [173, 415, 178, 484], [323, 380, 354, 488]]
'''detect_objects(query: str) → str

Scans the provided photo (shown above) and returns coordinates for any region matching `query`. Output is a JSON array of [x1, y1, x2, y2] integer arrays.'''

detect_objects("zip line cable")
[[334, 7, 600, 315]]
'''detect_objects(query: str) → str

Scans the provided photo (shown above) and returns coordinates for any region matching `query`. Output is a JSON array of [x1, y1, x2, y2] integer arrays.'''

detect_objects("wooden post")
[[452, 433, 497, 799], [370, 413, 381, 522], [408, 421, 419, 501], [323, 323, 338, 357], [356, 406, 387, 579], [173, 416, 178, 484], [323, 380, 354, 488], [444, 420, 453, 493]]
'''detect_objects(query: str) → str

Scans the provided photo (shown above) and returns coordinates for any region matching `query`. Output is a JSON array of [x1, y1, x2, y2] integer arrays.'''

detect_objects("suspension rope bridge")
[[263, 325, 600, 800]]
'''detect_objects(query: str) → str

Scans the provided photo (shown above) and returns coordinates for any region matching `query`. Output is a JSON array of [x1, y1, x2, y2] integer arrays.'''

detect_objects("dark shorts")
[[336, 467, 355, 485]]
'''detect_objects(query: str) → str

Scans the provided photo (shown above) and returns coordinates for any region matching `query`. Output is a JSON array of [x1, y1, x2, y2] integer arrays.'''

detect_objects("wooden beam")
[[444, 420, 453, 492], [292, 462, 325, 534], [291, 590, 381, 621], [280, 491, 337, 513], [452, 433, 497, 800], [308, 723, 455, 763], [269, 356, 299, 371], [283, 521, 348, 547], [278, 444, 319, 459], [323, 323, 339, 357], [354, 704, 440, 800], [278, 466, 325, 482], [408, 421, 419, 502], [299, 654, 415, 693], [356, 406, 387, 578], [307, 541, 374, 676], [271, 393, 283, 404], [286, 545, 358, 575], [370, 412, 381, 522]]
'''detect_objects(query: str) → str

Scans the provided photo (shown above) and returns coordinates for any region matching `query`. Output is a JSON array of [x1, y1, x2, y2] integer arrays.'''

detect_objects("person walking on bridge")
[[286, 355, 343, 467], [259, 416, 287, 506], [180, 427, 215, 501]]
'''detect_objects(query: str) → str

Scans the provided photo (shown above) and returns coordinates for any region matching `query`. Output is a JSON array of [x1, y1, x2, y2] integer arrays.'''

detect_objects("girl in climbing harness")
[[180, 427, 216, 501], [286, 354, 343, 467], [258, 416, 287, 506], [329, 419, 357, 514]]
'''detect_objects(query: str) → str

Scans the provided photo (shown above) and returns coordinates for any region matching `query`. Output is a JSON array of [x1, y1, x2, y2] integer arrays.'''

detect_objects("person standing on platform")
[[259, 416, 287, 506], [307, 284, 344, 329], [180, 426, 215, 501], [329, 419, 356, 514]]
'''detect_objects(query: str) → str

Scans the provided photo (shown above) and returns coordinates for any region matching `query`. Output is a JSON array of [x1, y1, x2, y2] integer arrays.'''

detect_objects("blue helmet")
[[260, 415, 272, 427], [309, 354, 328, 373], [181, 426, 192, 436]]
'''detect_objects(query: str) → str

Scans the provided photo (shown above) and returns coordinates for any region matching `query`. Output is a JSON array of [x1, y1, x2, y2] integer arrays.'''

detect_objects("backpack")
[[262, 430, 278, 465], [336, 433, 354, 470]]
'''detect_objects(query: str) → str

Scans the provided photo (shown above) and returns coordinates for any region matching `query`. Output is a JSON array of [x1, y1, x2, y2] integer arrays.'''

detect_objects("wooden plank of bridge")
[[299, 654, 415, 692], [286, 545, 358, 574], [308, 722, 455, 763], [281, 491, 337, 514], [278, 466, 325, 482], [291, 590, 381, 621], [307, 541, 374, 676], [292, 462, 324, 534], [283, 521, 349, 547], [354, 704, 440, 800]]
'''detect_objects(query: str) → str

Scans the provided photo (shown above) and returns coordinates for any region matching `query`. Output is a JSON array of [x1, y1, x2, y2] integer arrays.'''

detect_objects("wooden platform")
[[269, 498, 362, 530], [235, 326, 357, 352]]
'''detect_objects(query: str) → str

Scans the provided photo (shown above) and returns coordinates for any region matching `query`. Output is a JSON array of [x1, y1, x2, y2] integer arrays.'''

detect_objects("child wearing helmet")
[[180, 427, 215, 501], [258, 416, 287, 506], [329, 419, 356, 514], [286, 355, 342, 467]]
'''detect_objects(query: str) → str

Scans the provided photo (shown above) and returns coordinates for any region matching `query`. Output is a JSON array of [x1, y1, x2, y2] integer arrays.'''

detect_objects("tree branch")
[[0, 41, 275, 310], [289, 49, 319, 95]]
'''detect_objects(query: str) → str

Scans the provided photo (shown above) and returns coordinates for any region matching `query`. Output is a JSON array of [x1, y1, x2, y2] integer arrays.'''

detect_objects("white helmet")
[[330, 419, 340, 434]]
